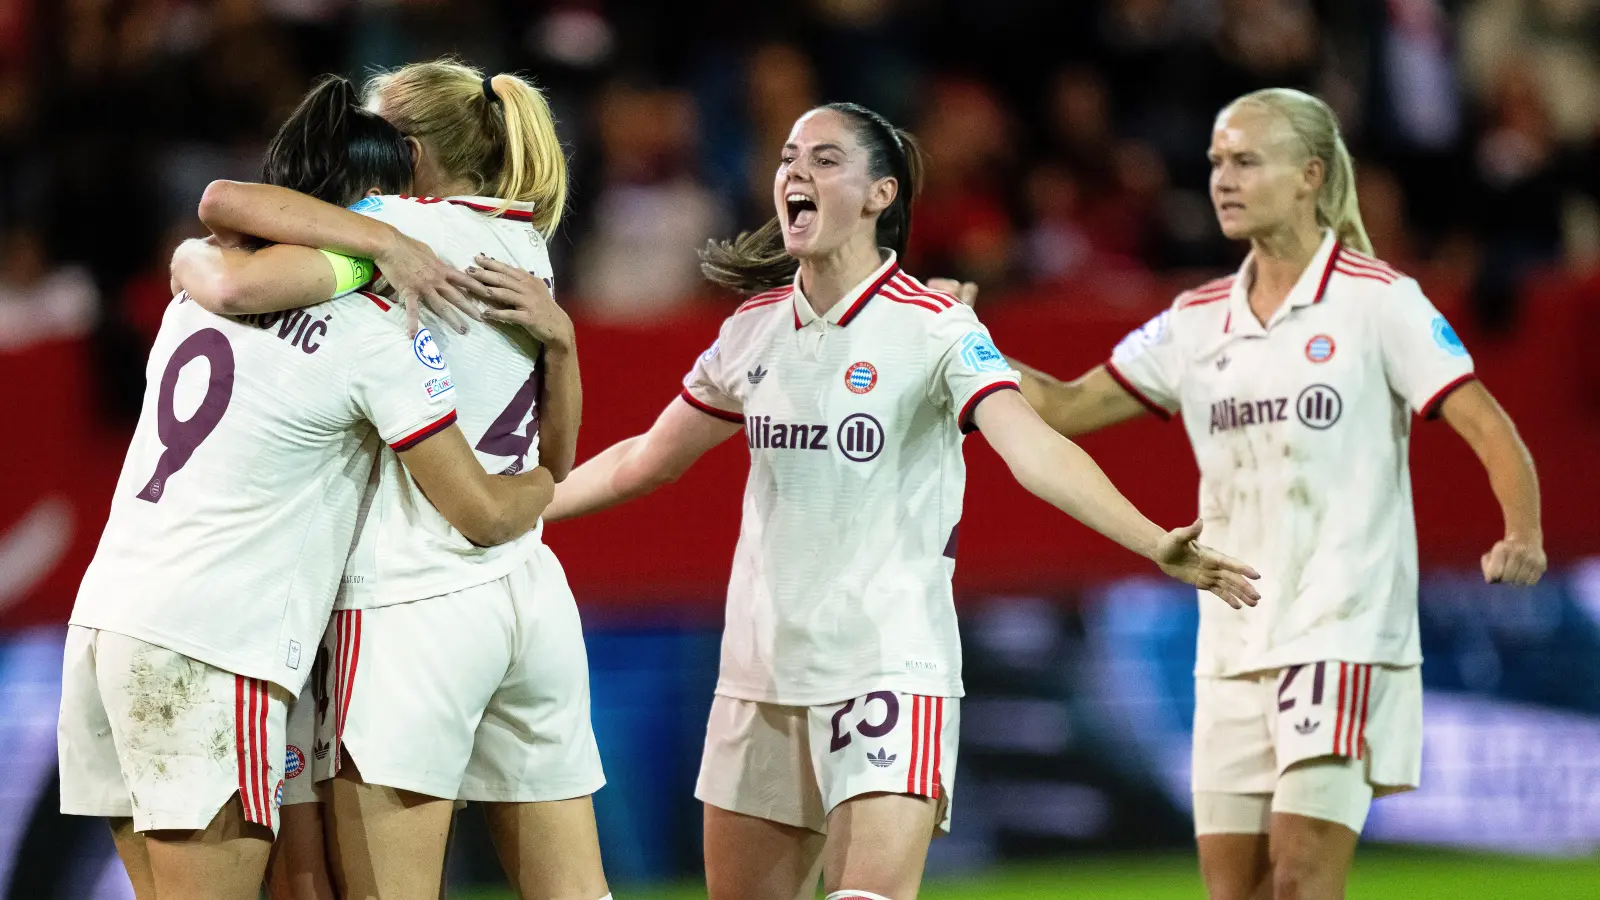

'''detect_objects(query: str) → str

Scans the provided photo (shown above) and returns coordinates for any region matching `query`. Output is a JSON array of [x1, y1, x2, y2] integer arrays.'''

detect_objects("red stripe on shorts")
[[907, 695, 921, 794], [259, 680, 272, 826], [1355, 665, 1373, 759], [252, 680, 268, 825], [919, 697, 934, 796], [1333, 662, 1348, 755], [931, 698, 944, 799], [235, 677, 250, 820]]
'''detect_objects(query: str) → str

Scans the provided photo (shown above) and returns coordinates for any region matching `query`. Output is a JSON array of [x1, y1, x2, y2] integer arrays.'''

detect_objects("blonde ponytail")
[[365, 60, 568, 238], [1227, 88, 1372, 255]]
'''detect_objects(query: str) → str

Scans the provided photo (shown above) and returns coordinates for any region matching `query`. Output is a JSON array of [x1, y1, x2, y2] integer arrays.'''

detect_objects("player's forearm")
[[535, 343, 581, 482], [1014, 362, 1144, 438], [1476, 415, 1542, 541], [466, 467, 556, 546], [544, 435, 670, 521], [173, 241, 335, 315], [1015, 432, 1165, 560], [198, 181, 397, 259]]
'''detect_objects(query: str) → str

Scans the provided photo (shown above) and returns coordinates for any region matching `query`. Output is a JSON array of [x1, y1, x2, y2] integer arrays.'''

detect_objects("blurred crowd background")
[[3, 0, 1600, 380]]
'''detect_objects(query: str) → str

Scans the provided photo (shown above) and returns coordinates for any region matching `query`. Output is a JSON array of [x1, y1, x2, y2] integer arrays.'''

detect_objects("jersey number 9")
[[136, 329, 235, 503]]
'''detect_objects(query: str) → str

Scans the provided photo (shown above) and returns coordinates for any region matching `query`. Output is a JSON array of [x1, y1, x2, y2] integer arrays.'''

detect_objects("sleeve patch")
[[959, 332, 1009, 372], [414, 328, 447, 370], [348, 196, 383, 213], [1431, 316, 1467, 357]]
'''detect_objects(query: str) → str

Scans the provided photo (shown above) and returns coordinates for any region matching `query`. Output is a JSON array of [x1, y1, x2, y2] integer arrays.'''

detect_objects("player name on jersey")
[[235, 308, 334, 355]]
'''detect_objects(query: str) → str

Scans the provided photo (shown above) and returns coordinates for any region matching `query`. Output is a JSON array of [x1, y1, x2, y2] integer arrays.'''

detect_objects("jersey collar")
[[1223, 229, 1341, 336], [792, 250, 900, 330], [444, 195, 538, 223]]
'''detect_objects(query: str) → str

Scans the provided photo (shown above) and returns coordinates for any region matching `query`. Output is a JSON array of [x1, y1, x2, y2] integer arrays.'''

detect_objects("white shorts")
[[695, 692, 960, 835], [320, 544, 604, 803], [58, 626, 289, 834], [281, 646, 336, 808], [1192, 662, 1422, 835]]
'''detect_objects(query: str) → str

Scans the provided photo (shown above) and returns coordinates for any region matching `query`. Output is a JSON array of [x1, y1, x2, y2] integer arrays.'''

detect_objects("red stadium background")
[[6, 269, 1596, 629]]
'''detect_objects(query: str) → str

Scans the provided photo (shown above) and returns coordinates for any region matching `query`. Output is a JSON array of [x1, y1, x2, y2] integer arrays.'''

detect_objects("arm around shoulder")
[[396, 424, 555, 546]]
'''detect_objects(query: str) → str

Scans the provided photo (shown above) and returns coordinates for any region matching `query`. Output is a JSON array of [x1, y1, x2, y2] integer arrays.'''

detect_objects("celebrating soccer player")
[[56, 74, 557, 900], [176, 61, 612, 900], [940, 88, 1545, 900], [544, 102, 1260, 900]]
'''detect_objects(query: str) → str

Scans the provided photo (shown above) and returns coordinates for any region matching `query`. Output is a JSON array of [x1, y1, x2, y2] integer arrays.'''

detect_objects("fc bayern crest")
[[274, 779, 285, 809], [1305, 334, 1335, 363], [285, 745, 305, 779], [845, 361, 878, 394]]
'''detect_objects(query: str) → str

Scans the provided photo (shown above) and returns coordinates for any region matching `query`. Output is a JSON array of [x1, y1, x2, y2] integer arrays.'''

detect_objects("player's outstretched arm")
[[973, 388, 1260, 608], [1438, 381, 1546, 585], [924, 279, 1146, 437], [397, 423, 556, 546], [172, 239, 350, 314], [197, 180, 479, 334], [545, 397, 742, 522]]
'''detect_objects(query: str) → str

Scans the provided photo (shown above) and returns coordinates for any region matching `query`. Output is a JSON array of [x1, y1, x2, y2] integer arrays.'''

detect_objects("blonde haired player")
[[185, 62, 610, 900], [545, 101, 1261, 900], [938, 88, 1545, 900]]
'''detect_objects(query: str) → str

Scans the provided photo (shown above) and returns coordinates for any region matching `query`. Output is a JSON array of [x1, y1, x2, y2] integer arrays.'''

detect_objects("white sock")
[[825, 892, 893, 900]]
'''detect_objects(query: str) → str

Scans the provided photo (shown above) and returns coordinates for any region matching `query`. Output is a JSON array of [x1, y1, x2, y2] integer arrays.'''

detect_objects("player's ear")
[[866, 175, 898, 215], [364, 187, 382, 198]]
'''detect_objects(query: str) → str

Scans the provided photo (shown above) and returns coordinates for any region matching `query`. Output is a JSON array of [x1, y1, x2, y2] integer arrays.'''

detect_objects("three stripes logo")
[[867, 747, 897, 768], [837, 413, 885, 462], [747, 365, 768, 385], [1296, 384, 1342, 430]]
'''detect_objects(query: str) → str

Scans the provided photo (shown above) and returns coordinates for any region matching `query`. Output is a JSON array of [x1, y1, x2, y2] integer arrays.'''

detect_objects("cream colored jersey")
[[681, 253, 1021, 705], [336, 196, 555, 609], [1105, 231, 1476, 676], [70, 291, 458, 693]]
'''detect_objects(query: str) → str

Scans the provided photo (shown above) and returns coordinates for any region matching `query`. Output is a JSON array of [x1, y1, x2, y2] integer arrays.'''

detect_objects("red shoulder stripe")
[[734, 295, 789, 316], [1178, 292, 1229, 310], [359, 291, 391, 311], [1336, 258, 1401, 282], [1339, 251, 1402, 278], [889, 273, 955, 308], [1333, 263, 1396, 285], [882, 281, 951, 313]]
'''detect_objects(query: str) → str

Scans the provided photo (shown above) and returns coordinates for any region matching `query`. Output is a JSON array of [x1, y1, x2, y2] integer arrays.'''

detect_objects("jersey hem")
[[712, 678, 966, 707], [389, 410, 458, 451], [678, 389, 743, 423], [1194, 653, 1423, 679], [1419, 373, 1477, 420], [958, 380, 1021, 434], [335, 532, 542, 610], [65, 618, 305, 695]]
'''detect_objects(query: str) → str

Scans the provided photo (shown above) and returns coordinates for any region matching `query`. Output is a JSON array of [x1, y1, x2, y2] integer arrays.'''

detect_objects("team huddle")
[[57, 56, 1543, 900]]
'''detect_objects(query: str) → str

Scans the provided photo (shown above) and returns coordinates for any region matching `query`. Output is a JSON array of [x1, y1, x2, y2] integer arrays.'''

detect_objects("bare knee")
[[1269, 844, 1346, 900]]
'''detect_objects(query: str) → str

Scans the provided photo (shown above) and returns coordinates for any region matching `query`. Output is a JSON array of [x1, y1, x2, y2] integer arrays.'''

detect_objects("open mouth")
[[785, 192, 817, 231]]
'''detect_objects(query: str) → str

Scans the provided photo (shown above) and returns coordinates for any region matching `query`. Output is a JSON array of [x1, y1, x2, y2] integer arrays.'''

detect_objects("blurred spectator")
[[574, 81, 727, 320], [1018, 163, 1095, 284], [0, 226, 98, 353], [907, 78, 1015, 286], [743, 43, 819, 223]]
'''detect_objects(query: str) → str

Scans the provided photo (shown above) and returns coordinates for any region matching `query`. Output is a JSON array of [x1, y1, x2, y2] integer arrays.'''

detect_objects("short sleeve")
[[349, 323, 459, 450], [1374, 279, 1476, 418], [679, 318, 744, 423], [1106, 308, 1183, 419], [925, 304, 1022, 434]]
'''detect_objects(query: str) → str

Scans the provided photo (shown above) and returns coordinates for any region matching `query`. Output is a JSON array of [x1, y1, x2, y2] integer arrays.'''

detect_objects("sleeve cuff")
[[389, 410, 457, 451], [958, 381, 1021, 434], [1104, 359, 1174, 421], [678, 389, 744, 424], [1419, 373, 1477, 420]]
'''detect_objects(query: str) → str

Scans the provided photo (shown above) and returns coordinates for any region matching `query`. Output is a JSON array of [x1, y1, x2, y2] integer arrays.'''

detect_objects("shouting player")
[[943, 88, 1545, 900], [57, 75, 557, 900], [180, 61, 610, 900], [544, 102, 1261, 900]]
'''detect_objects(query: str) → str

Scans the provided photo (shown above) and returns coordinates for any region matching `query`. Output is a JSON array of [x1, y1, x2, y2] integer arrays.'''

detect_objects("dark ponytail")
[[262, 75, 415, 208], [700, 102, 924, 295]]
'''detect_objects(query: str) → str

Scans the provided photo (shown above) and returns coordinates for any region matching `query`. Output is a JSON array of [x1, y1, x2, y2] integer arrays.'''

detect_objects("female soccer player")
[[951, 88, 1545, 900], [60, 76, 557, 900], [179, 61, 612, 900], [544, 101, 1260, 900]]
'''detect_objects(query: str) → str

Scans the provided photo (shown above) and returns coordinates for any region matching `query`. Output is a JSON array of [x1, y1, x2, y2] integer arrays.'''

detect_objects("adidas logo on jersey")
[[867, 748, 897, 768], [1294, 718, 1319, 736], [747, 365, 768, 385]]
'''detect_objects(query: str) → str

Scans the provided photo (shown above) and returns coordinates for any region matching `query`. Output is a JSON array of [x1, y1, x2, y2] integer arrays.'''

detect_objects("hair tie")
[[482, 75, 500, 104]]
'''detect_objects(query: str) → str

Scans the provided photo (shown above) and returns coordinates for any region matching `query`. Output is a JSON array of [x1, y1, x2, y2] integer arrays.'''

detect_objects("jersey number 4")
[[474, 356, 543, 474], [136, 329, 235, 503]]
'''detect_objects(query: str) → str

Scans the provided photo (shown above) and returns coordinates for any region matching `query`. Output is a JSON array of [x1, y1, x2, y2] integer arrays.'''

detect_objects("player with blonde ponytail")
[[942, 87, 1544, 900], [180, 59, 613, 900]]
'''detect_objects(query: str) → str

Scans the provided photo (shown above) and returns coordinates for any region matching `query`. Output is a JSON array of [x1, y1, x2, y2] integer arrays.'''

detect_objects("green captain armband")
[[318, 249, 377, 298]]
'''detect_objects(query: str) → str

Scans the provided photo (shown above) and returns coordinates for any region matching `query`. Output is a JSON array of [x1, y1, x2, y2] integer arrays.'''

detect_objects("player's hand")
[[926, 277, 981, 308], [1153, 518, 1261, 609], [372, 229, 481, 337], [1481, 534, 1545, 586], [465, 255, 575, 352]]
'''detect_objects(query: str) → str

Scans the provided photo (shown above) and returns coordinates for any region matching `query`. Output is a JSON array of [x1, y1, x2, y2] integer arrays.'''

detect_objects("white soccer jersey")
[[70, 291, 457, 692], [682, 253, 1021, 705], [1106, 231, 1476, 677], [336, 195, 555, 609]]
